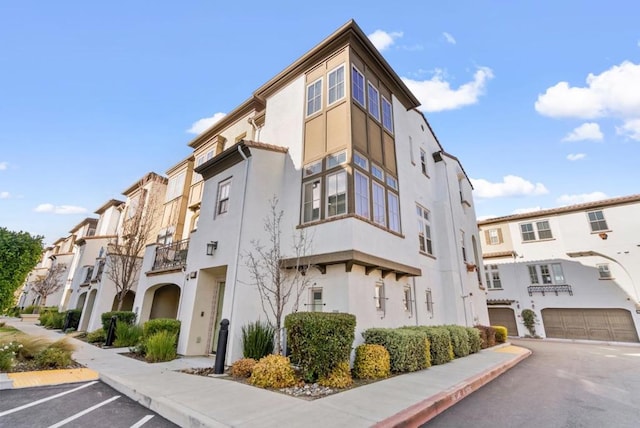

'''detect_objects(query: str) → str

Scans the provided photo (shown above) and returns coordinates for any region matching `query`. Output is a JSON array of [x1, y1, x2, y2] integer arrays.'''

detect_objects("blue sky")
[[1, 1, 639, 245]]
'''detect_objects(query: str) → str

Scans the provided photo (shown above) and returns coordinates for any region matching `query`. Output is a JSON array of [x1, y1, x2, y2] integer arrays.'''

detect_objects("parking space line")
[[48, 395, 120, 428], [130, 414, 155, 428], [0, 381, 99, 417]]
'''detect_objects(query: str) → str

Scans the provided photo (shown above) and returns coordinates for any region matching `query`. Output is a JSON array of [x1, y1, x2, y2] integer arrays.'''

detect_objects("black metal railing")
[[527, 284, 573, 296], [152, 239, 189, 271]]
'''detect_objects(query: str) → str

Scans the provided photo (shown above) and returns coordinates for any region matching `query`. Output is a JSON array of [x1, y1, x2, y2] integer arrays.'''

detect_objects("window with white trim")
[[310, 288, 323, 312], [588, 210, 608, 232], [165, 172, 186, 202], [382, 96, 393, 132], [328, 65, 345, 105], [326, 171, 347, 217], [372, 181, 386, 226], [420, 149, 428, 176], [352, 66, 365, 107], [302, 179, 321, 222], [487, 228, 501, 245], [386, 175, 398, 190], [388, 192, 400, 233], [374, 281, 385, 311], [597, 264, 612, 279], [327, 151, 347, 169], [354, 171, 370, 219], [367, 83, 380, 121], [403, 286, 412, 313], [520, 220, 553, 242], [216, 180, 231, 215], [461, 230, 467, 262], [425, 289, 433, 315], [485, 264, 502, 289], [306, 78, 322, 116], [417, 205, 433, 255], [303, 160, 322, 177], [371, 164, 384, 181], [528, 263, 565, 285], [353, 151, 368, 170]]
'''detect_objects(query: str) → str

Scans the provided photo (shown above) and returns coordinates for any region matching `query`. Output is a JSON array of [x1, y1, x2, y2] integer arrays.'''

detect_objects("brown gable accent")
[[478, 194, 640, 226], [194, 140, 288, 180], [122, 172, 168, 196]]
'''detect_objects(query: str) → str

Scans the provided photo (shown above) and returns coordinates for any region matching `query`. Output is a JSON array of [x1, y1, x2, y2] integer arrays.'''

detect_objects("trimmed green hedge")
[[466, 327, 482, 353], [444, 325, 471, 358], [363, 328, 430, 372], [101, 311, 136, 332], [492, 325, 508, 343], [403, 326, 453, 366], [285, 312, 356, 382]]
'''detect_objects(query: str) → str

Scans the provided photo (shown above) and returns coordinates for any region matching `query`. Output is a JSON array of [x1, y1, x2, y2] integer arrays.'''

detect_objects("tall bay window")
[[326, 171, 347, 217], [302, 179, 321, 222]]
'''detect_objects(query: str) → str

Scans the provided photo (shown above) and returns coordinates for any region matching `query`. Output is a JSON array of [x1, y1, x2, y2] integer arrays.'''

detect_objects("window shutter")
[[484, 230, 491, 244], [497, 228, 503, 244]]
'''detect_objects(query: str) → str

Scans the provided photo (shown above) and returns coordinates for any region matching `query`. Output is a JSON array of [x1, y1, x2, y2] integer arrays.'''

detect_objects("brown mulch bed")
[[9, 360, 84, 373]]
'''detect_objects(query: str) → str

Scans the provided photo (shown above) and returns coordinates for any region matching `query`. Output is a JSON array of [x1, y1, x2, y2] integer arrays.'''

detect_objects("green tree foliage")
[[0, 228, 43, 311]]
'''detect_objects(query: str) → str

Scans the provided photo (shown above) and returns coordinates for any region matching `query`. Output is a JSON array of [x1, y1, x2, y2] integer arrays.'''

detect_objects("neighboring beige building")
[[479, 195, 640, 342]]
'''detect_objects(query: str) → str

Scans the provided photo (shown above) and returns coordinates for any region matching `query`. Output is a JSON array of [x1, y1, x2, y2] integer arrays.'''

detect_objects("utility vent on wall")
[[190, 271, 197, 279]]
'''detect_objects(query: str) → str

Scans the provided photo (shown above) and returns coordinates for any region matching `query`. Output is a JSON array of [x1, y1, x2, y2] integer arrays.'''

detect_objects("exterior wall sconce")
[[206, 241, 218, 256]]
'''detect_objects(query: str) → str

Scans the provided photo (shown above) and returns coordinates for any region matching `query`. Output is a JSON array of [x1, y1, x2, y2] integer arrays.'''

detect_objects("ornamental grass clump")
[[35, 347, 72, 369], [241, 321, 275, 360], [114, 322, 143, 347], [86, 328, 106, 344], [144, 331, 177, 363], [353, 344, 390, 379], [249, 354, 297, 388]]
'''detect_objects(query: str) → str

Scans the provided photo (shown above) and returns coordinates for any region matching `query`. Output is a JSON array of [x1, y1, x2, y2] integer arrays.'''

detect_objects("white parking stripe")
[[48, 395, 120, 428], [130, 414, 155, 428], [0, 381, 99, 417]]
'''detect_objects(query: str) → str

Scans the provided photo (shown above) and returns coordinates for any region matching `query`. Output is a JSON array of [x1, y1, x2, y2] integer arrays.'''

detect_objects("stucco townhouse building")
[[479, 194, 640, 342]]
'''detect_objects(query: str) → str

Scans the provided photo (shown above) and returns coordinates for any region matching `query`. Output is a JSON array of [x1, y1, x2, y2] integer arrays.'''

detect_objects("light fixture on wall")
[[206, 241, 218, 256]]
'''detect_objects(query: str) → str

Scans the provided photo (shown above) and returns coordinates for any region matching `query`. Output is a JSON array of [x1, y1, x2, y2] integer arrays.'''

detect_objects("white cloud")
[[0, 162, 7, 171], [567, 153, 587, 161], [556, 192, 608, 205], [368, 30, 403, 52], [616, 118, 640, 141], [186, 112, 227, 135], [0, 191, 10, 199], [471, 175, 549, 198], [34, 204, 88, 214], [443, 32, 456, 45], [535, 61, 640, 119], [562, 122, 603, 142], [512, 206, 542, 215], [403, 67, 494, 113]]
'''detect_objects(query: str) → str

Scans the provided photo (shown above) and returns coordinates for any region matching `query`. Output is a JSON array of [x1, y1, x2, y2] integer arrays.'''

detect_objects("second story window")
[[520, 220, 553, 242], [302, 179, 321, 223], [420, 149, 428, 176], [417, 205, 433, 255], [306, 78, 322, 116], [588, 210, 608, 232], [461, 231, 467, 262], [388, 192, 400, 233], [354, 171, 370, 219], [486, 228, 502, 245], [367, 83, 380, 121], [328, 65, 345, 105], [529, 263, 565, 285], [372, 181, 386, 226], [597, 264, 612, 279], [382, 96, 393, 133], [216, 180, 231, 216], [352, 66, 365, 107], [326, 171, 347, 217], [485, 264, 502, 289]]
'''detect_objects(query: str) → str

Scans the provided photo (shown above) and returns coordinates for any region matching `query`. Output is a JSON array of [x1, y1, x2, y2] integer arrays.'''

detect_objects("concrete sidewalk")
[[1, 318, 531, 427]]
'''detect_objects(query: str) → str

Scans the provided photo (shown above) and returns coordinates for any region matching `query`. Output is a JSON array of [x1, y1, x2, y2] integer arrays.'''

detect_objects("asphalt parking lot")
[[0, 380, 178, 428]]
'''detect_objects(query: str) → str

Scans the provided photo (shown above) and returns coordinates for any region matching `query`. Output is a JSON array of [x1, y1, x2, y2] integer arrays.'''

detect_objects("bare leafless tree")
[[31, 262, 67, 307], [106, 175, 164, 311], [244, 196, 314, 354]]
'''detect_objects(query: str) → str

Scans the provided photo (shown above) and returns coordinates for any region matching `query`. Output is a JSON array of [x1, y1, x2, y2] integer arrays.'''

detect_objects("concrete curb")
[[99, 373, 226, 428], [374, 348, 532, 428]]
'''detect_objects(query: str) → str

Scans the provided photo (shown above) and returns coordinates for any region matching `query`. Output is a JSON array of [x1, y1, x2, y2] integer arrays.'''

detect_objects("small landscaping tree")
[[31, 263, 67, 307]]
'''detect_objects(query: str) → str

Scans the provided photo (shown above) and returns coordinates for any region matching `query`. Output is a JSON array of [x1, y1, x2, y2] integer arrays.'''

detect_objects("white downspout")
[[227, 144, 250, 360]]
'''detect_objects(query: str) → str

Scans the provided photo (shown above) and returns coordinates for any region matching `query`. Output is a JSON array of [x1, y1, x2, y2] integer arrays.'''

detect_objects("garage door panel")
[[542, 308, 638, 343], [488, 308, 518, 336]]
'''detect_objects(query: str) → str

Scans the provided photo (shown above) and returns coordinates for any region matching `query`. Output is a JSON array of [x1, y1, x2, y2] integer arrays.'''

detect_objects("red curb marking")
[[374, 349, 532, 428]]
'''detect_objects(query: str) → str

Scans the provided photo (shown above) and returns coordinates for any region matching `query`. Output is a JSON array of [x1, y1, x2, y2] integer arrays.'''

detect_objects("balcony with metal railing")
[[151, 239, 189, 272], [527, 284, 573, 296]]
